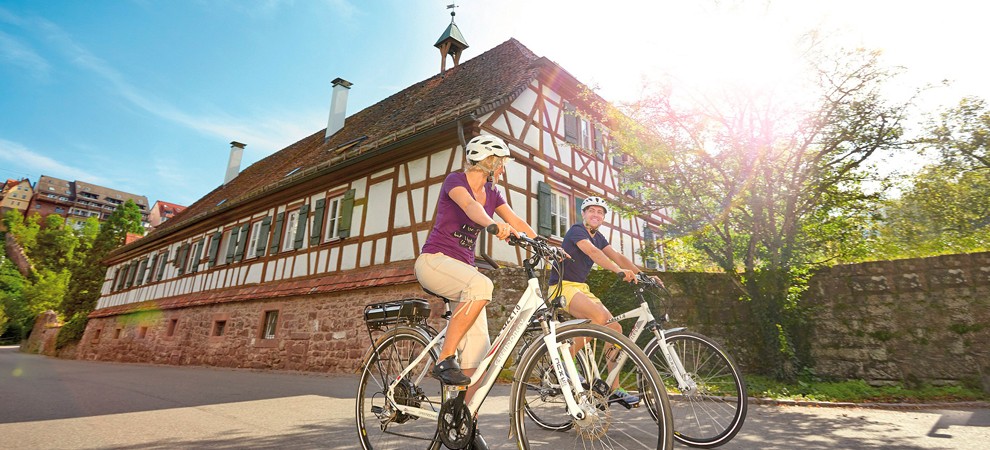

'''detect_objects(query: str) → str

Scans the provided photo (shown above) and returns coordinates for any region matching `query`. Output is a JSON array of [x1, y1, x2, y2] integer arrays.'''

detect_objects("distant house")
[[0, 178, 33, 217], [28, 175, 150, 229], [147, 200, 187, 230], [79, 27, 666, 371]]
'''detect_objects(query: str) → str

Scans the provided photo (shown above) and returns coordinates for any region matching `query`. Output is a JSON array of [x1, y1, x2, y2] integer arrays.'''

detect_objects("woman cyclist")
[[415, 134, 536, 446], [550, 196, 663, 407]]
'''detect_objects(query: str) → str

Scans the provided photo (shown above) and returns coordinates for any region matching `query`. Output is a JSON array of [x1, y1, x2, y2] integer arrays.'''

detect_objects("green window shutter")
[[269, 212, 284, 254], [114, 267, 126, 291], [310, 198, 325, 245], [337, 189, 356, 239], [156, 251, 169, 281], [135, 258, 148, 286], [190, 239, 204, 273], [176, 244, 189, 275], [207, 232, 222, 268], [537, 181, 552, 238], [125, 260, 139, 288], [575, 196, 585, 219], [593, 125, 603, 154], [234, 223, 250, 262], [256, 216, 272, 255], [226, 227, 240, 264], [563, 102, 579, 144], [293, 204, 309, 249]]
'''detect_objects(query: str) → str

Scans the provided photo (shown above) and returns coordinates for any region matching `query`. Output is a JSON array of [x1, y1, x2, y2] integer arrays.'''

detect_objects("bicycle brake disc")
[[438, 397, 474, 449]]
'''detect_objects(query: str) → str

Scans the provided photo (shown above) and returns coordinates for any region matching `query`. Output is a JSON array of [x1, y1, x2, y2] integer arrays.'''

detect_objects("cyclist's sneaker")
[[432, 355, 471, 385], [608, 388, 641, 409], [470, 431, 489, 450]]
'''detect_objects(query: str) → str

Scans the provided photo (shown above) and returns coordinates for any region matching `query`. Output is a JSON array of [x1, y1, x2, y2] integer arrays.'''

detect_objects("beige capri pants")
[[414, 252, 493, 368]]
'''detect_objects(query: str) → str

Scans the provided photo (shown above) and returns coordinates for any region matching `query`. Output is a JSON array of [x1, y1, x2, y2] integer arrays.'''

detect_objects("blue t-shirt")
[[550, 224, 609, 284], [421, 172, 506, 266]]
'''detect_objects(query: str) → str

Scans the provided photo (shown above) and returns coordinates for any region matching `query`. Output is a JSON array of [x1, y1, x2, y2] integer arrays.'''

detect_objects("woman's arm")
[[449, 187, 518, 239], [494, 203, 537, 237]]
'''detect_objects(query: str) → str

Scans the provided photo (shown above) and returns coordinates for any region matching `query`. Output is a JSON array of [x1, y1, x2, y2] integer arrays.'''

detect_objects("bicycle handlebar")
[[485, 224, 566, 264]]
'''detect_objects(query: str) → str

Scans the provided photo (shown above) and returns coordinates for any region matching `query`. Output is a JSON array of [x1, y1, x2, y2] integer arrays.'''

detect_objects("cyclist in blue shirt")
[[549, 196, 663, 407]]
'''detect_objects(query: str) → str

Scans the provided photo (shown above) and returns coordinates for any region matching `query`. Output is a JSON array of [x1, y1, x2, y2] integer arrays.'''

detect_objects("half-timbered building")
[[78, 36, 665, 371]]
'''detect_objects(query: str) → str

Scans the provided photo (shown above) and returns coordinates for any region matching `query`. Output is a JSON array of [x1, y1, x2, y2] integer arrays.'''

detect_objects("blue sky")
[[2, 0, 989, 206]]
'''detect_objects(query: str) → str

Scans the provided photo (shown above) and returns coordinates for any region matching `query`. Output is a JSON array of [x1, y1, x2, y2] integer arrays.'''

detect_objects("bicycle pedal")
[[608, 397, 641, 410]]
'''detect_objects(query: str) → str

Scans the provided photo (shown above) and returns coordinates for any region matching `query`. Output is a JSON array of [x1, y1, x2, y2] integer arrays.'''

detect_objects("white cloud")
[[0, 138, 109, 184], [0, 30, 50, 79], [22, 12, 317, 157]]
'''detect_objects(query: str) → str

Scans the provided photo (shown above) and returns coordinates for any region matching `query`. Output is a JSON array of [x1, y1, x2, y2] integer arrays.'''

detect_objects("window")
[[262, 310, 278, 339], [213, 320, 226, 337], [246, 221, 263, 258], [138, 327, 148, 339], [93, 329, 101, 341], [166, 319, 178, 337], [114, 328, 122, 339], [283, 210, 299, 250], [550, 191, 570, 239], [324, 196, 343, 241]]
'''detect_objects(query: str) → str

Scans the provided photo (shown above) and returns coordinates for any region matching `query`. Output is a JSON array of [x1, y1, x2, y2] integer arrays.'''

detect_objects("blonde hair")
[[466, 155, 505, 173]]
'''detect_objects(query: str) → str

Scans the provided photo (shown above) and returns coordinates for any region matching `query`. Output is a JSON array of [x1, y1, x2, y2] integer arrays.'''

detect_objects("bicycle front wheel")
[[510, 323, 674, 449], [355, 327, 445, 450], [646, 330, 747, 448]]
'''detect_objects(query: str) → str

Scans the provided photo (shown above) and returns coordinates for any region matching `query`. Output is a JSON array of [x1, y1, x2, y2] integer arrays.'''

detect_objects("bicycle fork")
[[653, 329, 698, 394], [541, 322, 588, 422]]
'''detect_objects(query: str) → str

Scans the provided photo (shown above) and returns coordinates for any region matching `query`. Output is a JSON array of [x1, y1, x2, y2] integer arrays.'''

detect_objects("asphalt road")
[[1, 345, 987, 449]]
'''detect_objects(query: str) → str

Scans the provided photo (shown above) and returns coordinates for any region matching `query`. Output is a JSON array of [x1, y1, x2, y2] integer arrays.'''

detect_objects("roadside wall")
[[74, 253, 990, 392]]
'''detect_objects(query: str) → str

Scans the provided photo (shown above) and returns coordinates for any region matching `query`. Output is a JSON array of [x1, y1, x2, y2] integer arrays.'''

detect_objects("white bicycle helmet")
[[581, 196, 610, 215], [465, 134, 510, 164]]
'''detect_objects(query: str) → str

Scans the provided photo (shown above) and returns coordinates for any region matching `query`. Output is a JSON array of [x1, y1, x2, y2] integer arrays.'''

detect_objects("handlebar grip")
[[486, 223, 500, 235]]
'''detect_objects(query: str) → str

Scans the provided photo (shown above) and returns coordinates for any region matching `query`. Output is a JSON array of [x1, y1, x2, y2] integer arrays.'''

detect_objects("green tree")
[[606, 45, 910, 380], [924, 96, 990, 170], [4, 210, 41, 253], [62, 200, 144, 324], [33, 215, 80, 273], [0, 258, 29, 341], [871, 165, 990, 258], [22, 269, 70, 317]]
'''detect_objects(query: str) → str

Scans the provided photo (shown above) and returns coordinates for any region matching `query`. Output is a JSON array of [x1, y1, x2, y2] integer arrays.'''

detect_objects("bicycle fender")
[[559, 318, 591, 327], [662, 327, 686, 334]]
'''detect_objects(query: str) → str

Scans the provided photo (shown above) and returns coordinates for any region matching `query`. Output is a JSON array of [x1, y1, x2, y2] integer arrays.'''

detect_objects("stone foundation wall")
[[21, 310, 60, 356]]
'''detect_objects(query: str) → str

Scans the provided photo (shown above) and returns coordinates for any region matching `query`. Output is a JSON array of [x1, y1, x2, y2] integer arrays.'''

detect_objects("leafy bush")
[[56, 313, 88, 350]]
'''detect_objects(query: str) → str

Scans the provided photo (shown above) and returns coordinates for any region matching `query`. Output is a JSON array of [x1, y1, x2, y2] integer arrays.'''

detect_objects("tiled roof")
[[129, 38, 543, 253], [89, 260, 418, 318]]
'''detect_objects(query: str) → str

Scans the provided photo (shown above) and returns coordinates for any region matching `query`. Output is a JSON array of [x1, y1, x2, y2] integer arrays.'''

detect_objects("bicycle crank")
[[438, 396, 475, 449]]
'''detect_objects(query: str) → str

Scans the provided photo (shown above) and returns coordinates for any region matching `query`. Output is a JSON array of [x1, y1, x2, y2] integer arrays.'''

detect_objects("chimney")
[[224, 141, 245, 185], [325, 77, 352, 140]]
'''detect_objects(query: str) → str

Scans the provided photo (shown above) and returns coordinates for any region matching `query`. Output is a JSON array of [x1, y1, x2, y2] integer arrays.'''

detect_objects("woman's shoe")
[[432, 355, 471, 385]]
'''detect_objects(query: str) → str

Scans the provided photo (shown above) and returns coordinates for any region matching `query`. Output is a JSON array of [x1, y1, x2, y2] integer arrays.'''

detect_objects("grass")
[[745, 375, 989, 403]]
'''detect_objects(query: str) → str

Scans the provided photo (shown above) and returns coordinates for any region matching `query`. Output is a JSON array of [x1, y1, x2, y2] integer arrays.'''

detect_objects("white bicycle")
[[520, 274, 747, 448], [354, 226, 674, 449]]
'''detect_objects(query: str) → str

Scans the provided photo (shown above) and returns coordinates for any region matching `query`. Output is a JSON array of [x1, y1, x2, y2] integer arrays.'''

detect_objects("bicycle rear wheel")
[[355, 327, 445, 450], [646, 330, 747, 448], [511, 323, 674, 449]]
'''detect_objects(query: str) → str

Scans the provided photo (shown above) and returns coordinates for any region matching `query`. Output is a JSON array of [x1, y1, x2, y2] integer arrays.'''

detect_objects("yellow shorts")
[[558, 281, 603, 314]]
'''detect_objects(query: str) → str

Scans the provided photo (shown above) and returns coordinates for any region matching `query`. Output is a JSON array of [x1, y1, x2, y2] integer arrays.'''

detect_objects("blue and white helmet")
[[465, 135, 510, 164], [581, 196, 610, 215]]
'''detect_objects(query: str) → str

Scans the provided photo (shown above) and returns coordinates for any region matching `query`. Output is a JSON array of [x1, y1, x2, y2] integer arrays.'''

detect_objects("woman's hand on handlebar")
[[487, 223, 520, 241]]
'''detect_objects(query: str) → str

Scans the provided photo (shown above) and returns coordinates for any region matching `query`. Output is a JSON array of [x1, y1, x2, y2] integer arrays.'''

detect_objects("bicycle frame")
[[601, 289, 697, 393], [385, 276, 589, 422]]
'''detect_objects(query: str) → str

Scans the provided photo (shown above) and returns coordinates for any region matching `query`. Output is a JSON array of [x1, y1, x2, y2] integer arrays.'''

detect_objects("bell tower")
[[434, 2, 469, 73]]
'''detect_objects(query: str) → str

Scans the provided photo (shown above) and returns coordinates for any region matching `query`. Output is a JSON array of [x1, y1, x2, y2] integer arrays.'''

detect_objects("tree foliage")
[[604, 44, 911, 379], [63, 199, 144, 320], [32, 215, 79, 273], [923, 96, 990, 170]]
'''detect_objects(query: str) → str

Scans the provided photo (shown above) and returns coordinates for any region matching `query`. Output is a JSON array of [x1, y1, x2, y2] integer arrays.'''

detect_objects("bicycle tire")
[[510, 323, 675, 449], [645, 330, 747, 448], [355, 327, 446, 450]]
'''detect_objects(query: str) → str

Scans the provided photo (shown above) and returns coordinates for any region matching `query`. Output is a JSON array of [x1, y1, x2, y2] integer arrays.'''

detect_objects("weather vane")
[[447, 2, 458, 18]]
